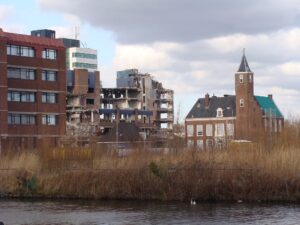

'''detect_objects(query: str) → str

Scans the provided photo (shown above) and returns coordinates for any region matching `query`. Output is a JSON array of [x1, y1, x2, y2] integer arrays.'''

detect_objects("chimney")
[[268, 94, 273, 100], [205, 93, 210, 108]]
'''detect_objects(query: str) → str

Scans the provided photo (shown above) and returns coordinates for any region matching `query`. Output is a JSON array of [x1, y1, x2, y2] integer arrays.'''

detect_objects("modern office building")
[[66, 47, 98, 72], [0, 28, 66, 150]]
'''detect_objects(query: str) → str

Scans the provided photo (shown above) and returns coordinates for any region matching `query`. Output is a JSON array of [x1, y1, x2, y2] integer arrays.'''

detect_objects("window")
[[7, 45, 35, 57], [8, 114, 35, 125], [216, 108, 223, 117], [7, 91, 35, 103], [215, 123, 225, 137], [88, 88, 94, 93], [42, 49, 57, 60], [187, 140, 194, 148], [42, 115, 57, 125], [7, 67, 35, 80], [240, 99, 245, 107], [72, 62, 97, 70], [206, 124, 213, 136], [197, 140, 204, 149], [86, 99, 94, 105], [187, 125, 194, 137], [196, 124, 203, 136], [206, 139, 213, 150], [72, 52, 97, 59], [226, 121, 234, 137], [42, 70, 57, 81], [215, 138, 225, 149], [278, 120, 282, 132], [249, 74, 252, 82], [273, 119, 277, 132], [239, 74, 243, 83], [264, 118, 268, 131], [42, 92, 57, 103]]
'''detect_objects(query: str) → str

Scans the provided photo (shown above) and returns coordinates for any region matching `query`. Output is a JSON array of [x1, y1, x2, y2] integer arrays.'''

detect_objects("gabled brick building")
[[185, 53, 284, 149], [0, 28, 66, 150]]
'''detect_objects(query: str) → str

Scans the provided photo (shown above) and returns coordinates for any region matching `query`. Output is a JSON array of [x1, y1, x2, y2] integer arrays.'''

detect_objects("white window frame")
[[196, 124, 203, 136], [215, 123, 225, 137], [206, 124, 213, 136], [42, 115, 57, 125], [239, 74, 244, 83], [187, 125, 194, 137], [240, 99, 245, 107], [197, 140, 204, 149], [216, 108, 223, 117], [226, 121, 234, 137]]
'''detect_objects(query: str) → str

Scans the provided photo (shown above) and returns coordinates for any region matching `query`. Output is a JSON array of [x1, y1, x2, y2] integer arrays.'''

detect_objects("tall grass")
[[0, 119, 300, 201]]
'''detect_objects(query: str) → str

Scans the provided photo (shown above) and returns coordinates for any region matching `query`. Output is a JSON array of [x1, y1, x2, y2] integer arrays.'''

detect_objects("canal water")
[[0, 200, 300, 225]]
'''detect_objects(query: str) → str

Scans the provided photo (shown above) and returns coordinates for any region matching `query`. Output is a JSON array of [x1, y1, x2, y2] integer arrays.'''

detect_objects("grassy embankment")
[[0, 119, 300, 202]]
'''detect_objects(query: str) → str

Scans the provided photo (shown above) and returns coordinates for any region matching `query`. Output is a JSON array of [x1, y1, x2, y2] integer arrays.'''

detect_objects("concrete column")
[[91, 111, 94, 123]]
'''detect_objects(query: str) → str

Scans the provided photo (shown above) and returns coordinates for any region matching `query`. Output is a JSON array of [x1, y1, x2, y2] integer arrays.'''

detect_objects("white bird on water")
[[190, 199, 196, 205]]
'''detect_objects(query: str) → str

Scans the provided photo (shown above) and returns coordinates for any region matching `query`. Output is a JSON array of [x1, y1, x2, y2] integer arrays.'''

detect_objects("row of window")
[[42, 70, 57, 81], [7, 68, 35, 80], [72, 52, 97, 59], [42, 49, 57, 60], [7, 91, 58, 103], [8, 91, 35, 103], [7, 68, 57, 81], [7, 45, 35, 57], [41, 92, 57, 103], [188, 138, 224, 150], [7, 45, 57, 60], [72, 62, 97, 70], [187, 122, 234, 137], [8, 114, 57, 125]]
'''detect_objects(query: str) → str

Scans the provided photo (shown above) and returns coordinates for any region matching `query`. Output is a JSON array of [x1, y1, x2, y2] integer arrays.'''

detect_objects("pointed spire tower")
[[238, 49, 252, 73], [235, 49, 255, 140]]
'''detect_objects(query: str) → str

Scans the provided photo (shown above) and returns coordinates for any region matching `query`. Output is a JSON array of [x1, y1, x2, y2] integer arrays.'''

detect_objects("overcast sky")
[[1, 0, 300, 120]]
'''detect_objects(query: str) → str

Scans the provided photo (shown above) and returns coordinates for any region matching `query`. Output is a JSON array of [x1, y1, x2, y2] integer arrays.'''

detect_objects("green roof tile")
[[255, 96, 283, 118]]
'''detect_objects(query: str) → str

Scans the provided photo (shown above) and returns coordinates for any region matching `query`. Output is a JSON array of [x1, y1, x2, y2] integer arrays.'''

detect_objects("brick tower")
[[235, 50, 255, 140]]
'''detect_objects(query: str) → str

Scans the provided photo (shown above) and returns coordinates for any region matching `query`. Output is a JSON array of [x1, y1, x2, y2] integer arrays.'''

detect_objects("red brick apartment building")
[[0, 28, 66, 150], [185, 53, 284, 149]]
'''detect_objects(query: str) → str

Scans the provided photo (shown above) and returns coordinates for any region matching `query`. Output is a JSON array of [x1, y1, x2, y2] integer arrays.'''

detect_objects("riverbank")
[[0, 121, 300, 202]]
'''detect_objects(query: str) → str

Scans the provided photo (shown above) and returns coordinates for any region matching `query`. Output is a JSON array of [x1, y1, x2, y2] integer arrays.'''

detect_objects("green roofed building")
[[185, 51, 284, 150]]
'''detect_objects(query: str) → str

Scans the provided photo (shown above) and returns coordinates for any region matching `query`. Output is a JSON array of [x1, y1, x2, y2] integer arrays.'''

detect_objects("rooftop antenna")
[[75, 26, 80, 40]]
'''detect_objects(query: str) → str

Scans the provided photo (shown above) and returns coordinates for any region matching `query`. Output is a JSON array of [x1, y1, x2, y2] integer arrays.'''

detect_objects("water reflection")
[[0, 200, 300, 225]]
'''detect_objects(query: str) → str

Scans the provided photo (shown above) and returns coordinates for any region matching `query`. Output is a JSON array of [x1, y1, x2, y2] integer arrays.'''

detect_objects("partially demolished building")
[[100, 69, 174, 141], [63, 39, 101, 137]]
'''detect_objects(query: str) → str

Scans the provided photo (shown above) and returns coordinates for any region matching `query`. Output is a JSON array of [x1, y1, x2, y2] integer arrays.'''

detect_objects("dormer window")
[[216, 108, 223, 117], [197, 102, 200, 108], [239, 74, 243, 83]]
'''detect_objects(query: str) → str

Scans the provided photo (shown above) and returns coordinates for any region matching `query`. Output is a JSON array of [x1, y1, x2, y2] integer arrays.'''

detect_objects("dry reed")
[[0, 120, 300, 202]]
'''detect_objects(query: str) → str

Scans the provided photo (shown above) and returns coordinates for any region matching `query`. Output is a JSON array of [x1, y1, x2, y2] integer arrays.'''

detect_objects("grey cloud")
[[37, 0, 300, 116], [37, 0, 300, 44]]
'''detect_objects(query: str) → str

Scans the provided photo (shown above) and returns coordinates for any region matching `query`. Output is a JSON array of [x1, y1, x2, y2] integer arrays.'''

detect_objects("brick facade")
[[0, 29, 66, 151], [185, 53, 284, 149]]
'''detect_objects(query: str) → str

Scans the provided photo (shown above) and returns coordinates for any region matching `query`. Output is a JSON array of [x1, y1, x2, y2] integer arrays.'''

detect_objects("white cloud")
[[278, 62, 300, 76], [113, 43, 177, 71]]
